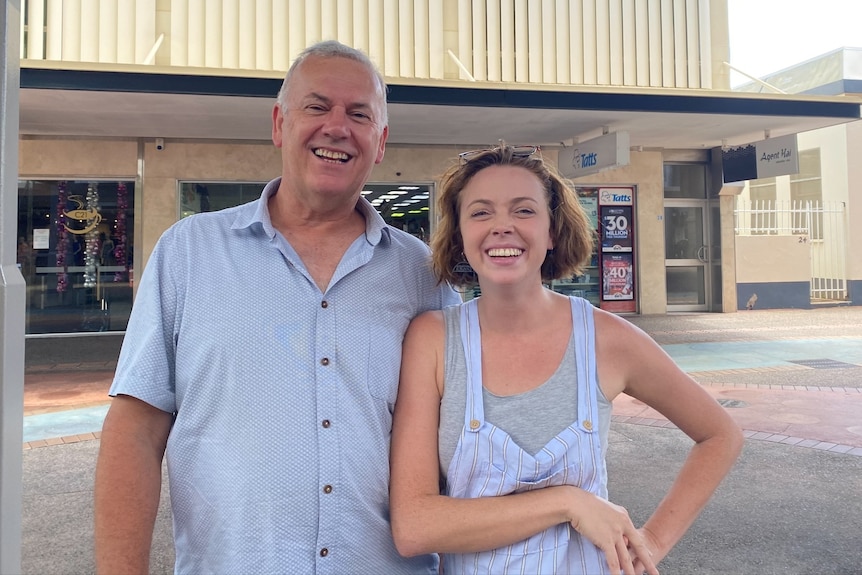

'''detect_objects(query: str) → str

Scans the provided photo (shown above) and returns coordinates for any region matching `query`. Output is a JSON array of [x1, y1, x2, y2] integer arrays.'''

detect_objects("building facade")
[[15, 0, 861, 335], [733, 47, 862, 310]]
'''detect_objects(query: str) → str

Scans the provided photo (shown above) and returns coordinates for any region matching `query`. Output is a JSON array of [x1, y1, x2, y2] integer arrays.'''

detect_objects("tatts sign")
[[722, 133, 799, 183], [558, 131, 631, 178]]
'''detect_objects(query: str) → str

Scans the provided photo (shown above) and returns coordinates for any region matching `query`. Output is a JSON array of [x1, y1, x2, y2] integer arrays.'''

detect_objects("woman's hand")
[[568, 490, 660, 575], [630, 527, 665, 575]]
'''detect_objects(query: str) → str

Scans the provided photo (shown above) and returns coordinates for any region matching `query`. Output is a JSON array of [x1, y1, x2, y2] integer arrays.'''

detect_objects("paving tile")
[[779, 436, 805, 445], [795, 439, 820, 448]]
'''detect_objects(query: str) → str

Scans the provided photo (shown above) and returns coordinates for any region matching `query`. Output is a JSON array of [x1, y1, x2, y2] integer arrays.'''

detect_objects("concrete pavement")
[[19, 306, 862, 574]]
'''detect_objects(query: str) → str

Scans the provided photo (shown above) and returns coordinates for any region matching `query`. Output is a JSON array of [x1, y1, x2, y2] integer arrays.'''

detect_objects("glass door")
[[664, 200, 710, 311]]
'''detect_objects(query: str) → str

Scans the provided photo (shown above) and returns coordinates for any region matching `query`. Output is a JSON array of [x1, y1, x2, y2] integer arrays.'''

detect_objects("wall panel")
[[116, 0, 136, 63], [97, 0, 116, 63], [19, 0, 715, 91]]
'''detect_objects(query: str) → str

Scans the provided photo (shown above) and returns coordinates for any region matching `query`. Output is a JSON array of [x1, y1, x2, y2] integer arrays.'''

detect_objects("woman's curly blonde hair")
[[431, 146, 596, 287]]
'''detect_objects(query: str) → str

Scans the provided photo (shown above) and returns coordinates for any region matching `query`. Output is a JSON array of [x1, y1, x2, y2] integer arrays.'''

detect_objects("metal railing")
[[735, 199, 848, 302]]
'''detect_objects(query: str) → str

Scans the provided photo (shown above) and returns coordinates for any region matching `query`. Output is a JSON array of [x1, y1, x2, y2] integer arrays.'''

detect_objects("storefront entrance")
[[663, 163, 722, 312]]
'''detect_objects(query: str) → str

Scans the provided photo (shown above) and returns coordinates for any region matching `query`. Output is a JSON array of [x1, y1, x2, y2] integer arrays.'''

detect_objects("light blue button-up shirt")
[[110, 178, 460, 574]]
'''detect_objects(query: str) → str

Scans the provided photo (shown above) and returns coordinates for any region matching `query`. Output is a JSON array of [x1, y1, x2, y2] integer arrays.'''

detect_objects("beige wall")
[[847, 121, 862, 282], [19, 137, 138, 176], [19, 138, 672, 314], [568, 150, 666, 315], [736, 236, 810, 283], [139, 139, 282, 263]]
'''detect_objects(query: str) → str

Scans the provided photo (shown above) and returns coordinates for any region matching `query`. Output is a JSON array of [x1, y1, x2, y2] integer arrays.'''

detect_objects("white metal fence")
[[735, 199, 848, 302]]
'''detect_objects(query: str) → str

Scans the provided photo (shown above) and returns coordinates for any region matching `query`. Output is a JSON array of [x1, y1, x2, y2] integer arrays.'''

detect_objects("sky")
[[727, 0, 862, 87]]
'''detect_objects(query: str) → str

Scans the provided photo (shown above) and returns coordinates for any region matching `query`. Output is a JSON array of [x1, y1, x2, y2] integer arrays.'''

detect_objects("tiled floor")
[[612, 383, 862, 454], [20, 313, 862, 456]]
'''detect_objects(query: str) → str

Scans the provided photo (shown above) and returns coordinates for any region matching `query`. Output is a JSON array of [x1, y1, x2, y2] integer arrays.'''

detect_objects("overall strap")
[[570, 297, 599, 434], [459, 299, 485, 433]]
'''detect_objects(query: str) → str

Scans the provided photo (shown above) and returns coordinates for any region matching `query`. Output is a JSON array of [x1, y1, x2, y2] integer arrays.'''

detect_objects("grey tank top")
[[438, 303, 612, 475]]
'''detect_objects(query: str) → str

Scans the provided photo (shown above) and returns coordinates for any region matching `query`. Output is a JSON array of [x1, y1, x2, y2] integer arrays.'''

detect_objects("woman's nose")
[[491, 217, 514, 234]]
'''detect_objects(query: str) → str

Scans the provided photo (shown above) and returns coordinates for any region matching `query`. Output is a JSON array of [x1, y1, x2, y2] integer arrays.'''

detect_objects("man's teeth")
[[314, 149, 349, 161], [488, 248, 523, 257]]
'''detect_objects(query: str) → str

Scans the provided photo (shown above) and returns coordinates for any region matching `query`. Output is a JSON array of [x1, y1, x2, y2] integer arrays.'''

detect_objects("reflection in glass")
[[179, 182, 264, 218], [18, 180, 135, 334], [663, 164, 707, 199], [666, 267, 705, 305], [664, 207, 704, 260]]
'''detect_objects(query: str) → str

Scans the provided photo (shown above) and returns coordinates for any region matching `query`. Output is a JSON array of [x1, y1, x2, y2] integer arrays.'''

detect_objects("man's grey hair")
[[276, 40, 388, 126]]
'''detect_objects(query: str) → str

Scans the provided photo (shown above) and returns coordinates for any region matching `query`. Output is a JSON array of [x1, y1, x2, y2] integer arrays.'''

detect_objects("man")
[[94, 41, 460, 574]]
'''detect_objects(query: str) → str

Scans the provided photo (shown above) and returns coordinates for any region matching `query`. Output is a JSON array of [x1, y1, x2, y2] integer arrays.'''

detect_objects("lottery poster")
[[577, 193, 598, 230], [600, 205, 633, 251], [602, 253, 634, 300]]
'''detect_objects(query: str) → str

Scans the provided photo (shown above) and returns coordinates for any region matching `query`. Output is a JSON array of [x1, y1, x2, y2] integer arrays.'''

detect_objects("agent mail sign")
[[722, 133, 799, 183]]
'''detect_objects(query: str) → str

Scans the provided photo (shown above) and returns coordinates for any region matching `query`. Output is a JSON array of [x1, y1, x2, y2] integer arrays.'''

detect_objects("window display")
[[18, 180, 135, 334], [550, 186, 637, 313]]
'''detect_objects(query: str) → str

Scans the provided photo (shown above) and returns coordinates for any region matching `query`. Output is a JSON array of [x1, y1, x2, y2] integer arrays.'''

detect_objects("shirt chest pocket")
[[365, 324, 403, 404], [339, 317, 407, 406]]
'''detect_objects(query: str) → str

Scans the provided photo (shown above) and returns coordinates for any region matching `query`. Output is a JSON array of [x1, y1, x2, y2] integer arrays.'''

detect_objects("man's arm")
[[94, 395, 174, 575]]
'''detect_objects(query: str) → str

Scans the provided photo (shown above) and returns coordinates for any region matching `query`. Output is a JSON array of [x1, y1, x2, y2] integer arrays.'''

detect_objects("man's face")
[[272, 56, 388, 205]]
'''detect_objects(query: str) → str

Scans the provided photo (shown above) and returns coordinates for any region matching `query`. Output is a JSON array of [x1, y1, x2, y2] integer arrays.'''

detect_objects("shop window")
[[179, 181, 433, 243], [790, 148, 823, 238], [18, 180, 135, 334], [663, 164, 707, 199], [179, 182, 264, 218]]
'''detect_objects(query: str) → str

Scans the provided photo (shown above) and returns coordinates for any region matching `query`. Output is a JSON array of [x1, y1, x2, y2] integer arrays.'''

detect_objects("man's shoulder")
[[382, 225, 431, 253], [165, 202, 255, 239]]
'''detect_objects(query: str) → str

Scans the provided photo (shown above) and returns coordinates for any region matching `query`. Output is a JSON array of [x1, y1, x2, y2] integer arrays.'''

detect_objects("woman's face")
[[458, 165, 553, 288]]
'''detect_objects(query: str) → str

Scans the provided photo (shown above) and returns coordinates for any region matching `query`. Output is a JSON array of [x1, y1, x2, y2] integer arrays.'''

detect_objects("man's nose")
[[322, 107, 351, 138]]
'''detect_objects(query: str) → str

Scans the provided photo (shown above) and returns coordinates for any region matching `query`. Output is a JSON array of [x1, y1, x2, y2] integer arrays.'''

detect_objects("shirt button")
[[320, 548, 329, 557], [321, 300, 328, 308], [322, 419, 331, 428], [320, 357, 330, 366], [323, 484, 333, 494]]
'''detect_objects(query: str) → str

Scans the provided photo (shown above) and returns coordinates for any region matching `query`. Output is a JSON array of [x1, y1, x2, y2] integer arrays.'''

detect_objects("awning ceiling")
[[19, 68, 862, 151]]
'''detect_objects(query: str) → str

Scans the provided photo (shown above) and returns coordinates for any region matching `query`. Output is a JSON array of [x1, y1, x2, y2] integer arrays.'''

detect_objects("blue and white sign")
[[558, 131, 631, 178]]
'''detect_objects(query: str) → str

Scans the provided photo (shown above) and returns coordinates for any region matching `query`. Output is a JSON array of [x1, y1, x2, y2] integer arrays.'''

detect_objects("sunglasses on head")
[[458, 144, 541, 164]]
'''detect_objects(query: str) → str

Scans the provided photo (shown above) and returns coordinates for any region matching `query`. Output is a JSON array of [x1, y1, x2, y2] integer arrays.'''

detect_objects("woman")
[[389, 145, 743, 574]]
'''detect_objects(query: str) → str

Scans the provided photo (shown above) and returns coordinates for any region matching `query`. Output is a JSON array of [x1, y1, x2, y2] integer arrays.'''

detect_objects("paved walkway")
[[17, 306, 862, 575], [23, 306, 862, 454]]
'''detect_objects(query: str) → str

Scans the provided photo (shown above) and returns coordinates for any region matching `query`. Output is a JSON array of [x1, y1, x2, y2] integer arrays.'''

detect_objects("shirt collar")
[[231, 177, 390, 246]]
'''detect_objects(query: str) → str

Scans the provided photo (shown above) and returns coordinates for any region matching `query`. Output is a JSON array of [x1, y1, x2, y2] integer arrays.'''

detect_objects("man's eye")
[[351, 112, 372, 121]]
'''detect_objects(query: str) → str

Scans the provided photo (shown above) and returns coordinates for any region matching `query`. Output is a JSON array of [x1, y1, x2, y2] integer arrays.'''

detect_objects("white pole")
[[0, 0, 25, 571]]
